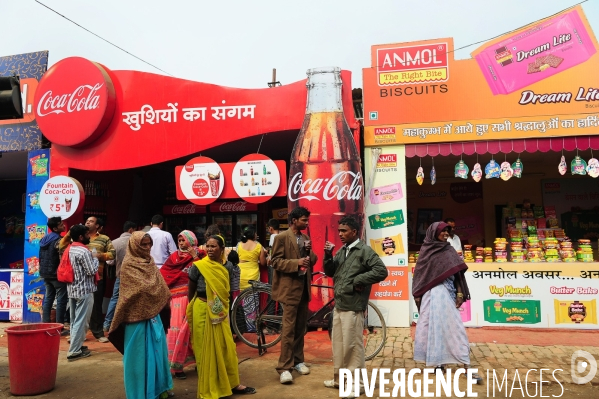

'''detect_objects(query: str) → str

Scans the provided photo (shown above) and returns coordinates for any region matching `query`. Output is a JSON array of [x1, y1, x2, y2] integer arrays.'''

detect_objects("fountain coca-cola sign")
[[34, 57, 116, 147]]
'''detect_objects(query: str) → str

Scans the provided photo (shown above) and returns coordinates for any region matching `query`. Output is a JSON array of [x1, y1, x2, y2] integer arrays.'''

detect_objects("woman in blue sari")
[[109, 231, 174, 399]]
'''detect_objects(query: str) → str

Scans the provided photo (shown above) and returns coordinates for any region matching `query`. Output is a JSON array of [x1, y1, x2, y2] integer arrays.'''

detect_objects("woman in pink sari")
[[160, 230, 206, 380]]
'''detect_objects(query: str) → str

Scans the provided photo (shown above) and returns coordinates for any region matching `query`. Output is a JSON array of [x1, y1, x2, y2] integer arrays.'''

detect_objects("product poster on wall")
[[462, 263, 599, 329], [364, 145, 409, 327], [22, 149, 51, 323]]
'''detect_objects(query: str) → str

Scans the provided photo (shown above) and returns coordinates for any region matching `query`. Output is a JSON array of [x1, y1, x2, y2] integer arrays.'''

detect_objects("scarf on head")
[[412, 222, 470, 299], [160, 230, 205, 289], [193, 255, 230, 324], [109, 231, 171, 333]]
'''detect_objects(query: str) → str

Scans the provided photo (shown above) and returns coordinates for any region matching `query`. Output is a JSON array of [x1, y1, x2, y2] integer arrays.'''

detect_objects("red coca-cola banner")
[[162, 204, 206, 215], [209, 201, 258, 213], [34, 57, 356, 174]]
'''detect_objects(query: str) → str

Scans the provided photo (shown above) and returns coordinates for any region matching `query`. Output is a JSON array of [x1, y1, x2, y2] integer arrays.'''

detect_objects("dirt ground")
[[0, 326, 597, 398]]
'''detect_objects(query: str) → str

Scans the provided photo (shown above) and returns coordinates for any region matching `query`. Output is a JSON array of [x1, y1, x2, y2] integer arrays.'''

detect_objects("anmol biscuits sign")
[[377, 43, 449, 85], [363, 5, 599, 145], [377, 154, 397, 168], [373, 127, 397, 144]]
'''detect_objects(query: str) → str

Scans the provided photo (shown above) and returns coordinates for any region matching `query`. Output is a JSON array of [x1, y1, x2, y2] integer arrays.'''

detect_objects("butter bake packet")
[[473, 9, 597, 95], [554, 299, 597, 325]]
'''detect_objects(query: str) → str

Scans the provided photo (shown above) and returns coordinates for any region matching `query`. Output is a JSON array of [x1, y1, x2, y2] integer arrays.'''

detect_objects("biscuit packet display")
[[473, 9, 597, 95], [554, 299, 597, 325], [370, 233, 405, 257]]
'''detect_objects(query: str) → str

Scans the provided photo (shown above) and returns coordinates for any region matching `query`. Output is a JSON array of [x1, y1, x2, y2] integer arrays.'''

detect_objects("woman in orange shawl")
[[160, 230, 206, 379]]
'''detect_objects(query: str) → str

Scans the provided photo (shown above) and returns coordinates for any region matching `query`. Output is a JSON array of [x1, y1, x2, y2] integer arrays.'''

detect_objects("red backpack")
[[57, 242, 88, 283]]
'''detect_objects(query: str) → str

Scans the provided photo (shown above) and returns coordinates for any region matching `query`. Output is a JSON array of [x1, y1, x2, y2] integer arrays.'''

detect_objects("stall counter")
[[408, 262, 599, 329]]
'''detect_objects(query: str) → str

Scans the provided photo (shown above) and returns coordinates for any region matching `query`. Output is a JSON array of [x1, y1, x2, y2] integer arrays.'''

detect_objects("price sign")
[[232, 154, 280, 204], [39, 176, 84, 219], [179, 156, 224, 205]]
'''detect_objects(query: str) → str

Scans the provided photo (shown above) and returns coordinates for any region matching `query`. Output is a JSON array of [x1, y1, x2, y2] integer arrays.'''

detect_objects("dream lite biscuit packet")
[[473, 9, 597, 95]]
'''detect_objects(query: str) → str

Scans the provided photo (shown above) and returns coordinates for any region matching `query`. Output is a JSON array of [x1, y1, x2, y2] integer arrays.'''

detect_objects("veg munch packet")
[[473, 9, 597, 95]]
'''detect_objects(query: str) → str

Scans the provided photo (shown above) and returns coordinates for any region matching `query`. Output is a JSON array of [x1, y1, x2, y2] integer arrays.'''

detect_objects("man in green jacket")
[[323, 215, 388, 397]]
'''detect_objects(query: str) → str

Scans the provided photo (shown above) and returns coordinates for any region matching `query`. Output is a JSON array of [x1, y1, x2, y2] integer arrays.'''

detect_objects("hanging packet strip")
[[512, 159, 524, 178], [416, 166, 424, 185], [558, 155, 568, 175], [485, 160, 500, 179], [471, 163, 482, 182], [500, 161, 514, 181], [430, 166, 437, 185], [586, 158, 599, 178], [473, 9, 597, 95], [454, 160, 469, 179], [571, 156, 587, 175]]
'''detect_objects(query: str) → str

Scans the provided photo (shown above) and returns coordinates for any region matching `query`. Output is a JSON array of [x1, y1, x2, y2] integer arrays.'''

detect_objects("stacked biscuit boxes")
[[494, 238, 508, 262]]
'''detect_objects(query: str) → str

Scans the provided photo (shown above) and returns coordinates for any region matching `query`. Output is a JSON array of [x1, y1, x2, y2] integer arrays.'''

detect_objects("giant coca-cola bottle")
[[288, 67, 364, 311]]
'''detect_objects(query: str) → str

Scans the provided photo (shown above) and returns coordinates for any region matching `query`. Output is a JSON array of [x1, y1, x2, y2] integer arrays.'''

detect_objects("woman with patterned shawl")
[[109, 231, 173, 399], [188, 235, 255, 398], [160, 230, 206, 380], [412, 222, 482, 383]]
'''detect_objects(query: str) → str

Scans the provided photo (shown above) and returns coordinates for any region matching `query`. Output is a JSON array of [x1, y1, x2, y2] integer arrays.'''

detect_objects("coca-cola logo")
[[288, 171, 363, 202], [34, 57, 116, 147], [171, 204, 198, 214], [37, 84, 104, 117], [219, 202, 248, 212]]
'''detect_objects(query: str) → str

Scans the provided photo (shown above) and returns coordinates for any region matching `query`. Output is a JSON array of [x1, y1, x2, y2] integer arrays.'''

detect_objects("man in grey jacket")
[[323, 215, 388, 397]]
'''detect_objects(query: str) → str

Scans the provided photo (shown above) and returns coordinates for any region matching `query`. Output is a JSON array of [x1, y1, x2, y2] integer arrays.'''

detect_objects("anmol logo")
[[377, 154, 397, 168]]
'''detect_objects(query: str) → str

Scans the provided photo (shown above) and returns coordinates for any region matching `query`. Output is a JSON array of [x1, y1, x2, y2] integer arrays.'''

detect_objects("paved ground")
[[0, 323, 597, 398]]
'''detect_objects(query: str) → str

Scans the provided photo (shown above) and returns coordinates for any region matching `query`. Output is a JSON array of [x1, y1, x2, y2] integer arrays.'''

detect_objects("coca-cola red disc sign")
[[34, 57, 116, 147]]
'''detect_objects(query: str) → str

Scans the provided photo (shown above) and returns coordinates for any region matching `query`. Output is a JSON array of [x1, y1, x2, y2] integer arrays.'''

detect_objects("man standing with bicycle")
[[323, 215, 388, 398], [270, 206, 317, 384]]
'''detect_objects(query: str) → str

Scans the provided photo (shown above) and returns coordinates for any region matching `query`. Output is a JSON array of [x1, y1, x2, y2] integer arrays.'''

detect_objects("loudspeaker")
[[0, 76, 23, 120]]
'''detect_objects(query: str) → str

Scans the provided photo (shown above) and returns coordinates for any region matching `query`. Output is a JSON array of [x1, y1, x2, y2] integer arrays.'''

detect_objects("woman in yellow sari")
[[188, 234, 255, 398]]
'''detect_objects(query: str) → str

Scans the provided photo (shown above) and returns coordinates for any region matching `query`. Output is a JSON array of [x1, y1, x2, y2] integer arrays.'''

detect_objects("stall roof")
[[405, 136, 599, 158]]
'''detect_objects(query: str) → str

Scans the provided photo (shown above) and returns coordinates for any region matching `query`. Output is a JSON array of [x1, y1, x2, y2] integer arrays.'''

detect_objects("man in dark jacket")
[[39, 217, 67, 327], [323, 215, 388, 397]]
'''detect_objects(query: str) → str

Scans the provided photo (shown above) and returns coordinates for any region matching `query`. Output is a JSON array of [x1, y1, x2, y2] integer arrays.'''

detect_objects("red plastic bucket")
[[6, 323, 63, 396]]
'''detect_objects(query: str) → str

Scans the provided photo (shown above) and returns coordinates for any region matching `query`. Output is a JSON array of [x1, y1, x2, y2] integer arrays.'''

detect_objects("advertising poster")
[[363, 5, 599, 146], [22, 149, 51, 323], [462, 263, 599, 329], [364, 145, 410, 327]]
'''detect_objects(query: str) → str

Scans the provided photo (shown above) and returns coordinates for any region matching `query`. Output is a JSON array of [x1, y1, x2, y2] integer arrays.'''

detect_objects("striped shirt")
[[67, 245, 99, 299]]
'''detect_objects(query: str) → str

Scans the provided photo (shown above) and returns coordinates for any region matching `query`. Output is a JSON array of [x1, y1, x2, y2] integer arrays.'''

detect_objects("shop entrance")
[[405, 144, 599, 259]]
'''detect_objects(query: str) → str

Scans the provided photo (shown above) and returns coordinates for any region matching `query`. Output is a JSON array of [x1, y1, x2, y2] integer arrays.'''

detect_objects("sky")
[[4, 0, 599, 89]]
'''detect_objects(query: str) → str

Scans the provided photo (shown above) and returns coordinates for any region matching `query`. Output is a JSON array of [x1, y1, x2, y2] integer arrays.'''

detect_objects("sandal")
[[232, 386, 257, 395], [174, 372, 186, 380]]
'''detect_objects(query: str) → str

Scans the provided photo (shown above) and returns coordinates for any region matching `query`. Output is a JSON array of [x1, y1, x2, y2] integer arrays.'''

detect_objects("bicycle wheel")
[[364, 302, 386, 361], [231, 287, 284, 349]]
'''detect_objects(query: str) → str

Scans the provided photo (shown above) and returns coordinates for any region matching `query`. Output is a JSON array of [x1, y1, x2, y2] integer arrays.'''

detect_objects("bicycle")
[[230, 271, 387, 360]]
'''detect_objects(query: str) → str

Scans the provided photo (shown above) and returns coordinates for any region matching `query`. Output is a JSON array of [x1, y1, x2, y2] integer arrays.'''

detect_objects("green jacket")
[[324, 240, 388, 312]]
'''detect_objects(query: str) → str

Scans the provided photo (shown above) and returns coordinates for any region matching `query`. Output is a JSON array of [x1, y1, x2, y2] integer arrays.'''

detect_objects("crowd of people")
[[38, 207, 480, 398]]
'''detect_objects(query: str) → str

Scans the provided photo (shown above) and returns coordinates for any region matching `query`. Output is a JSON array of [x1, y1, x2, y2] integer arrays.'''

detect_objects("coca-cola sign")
[[34, 57, 116, 147], [163, 204, 206, 215], [288, 171, 363, 202], [210, 201, 258, 213]]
